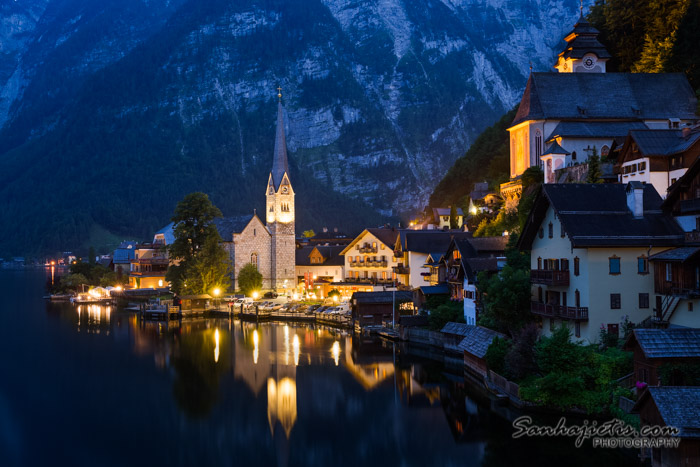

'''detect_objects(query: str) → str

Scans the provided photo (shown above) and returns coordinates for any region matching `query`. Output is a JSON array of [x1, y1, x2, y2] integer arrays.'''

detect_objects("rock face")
[[0, 0, 587, 255]]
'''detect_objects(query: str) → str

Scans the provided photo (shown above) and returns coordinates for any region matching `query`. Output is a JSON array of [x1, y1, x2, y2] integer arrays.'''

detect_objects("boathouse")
[[623, 328, 700, 386]]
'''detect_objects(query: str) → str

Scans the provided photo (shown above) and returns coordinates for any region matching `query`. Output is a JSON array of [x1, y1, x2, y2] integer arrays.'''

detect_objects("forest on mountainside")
[[429, 0, 700, 211]]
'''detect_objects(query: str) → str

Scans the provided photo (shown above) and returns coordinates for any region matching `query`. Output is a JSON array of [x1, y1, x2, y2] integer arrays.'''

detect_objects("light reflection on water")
[[0, 270, 642, 467]]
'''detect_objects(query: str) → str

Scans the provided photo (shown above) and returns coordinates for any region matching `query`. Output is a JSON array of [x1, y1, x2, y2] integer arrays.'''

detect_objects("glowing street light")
[[252, 291, 259, 300], [213, 288, 221, 297], [333, 295, 339, 303]]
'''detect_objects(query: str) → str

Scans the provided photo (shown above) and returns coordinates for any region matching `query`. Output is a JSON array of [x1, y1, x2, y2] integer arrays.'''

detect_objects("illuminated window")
[[251, 253, 258, 269]]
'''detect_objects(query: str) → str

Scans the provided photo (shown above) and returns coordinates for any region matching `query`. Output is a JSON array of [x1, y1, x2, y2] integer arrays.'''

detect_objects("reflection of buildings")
[[344, 335, 395, 390]]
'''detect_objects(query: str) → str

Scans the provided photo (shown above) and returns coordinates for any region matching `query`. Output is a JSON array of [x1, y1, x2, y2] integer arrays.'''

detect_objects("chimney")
[[626, 182, 644, 218]]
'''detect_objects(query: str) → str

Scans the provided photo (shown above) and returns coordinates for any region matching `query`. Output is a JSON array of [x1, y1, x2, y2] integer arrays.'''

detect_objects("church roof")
[[511, 73, 698, 127], [213, 215, 256, 241], [559, 14, 610, 60], [270, 99, 290, 191], [546, 121, 648, 141], [542, 140, 571, 156]]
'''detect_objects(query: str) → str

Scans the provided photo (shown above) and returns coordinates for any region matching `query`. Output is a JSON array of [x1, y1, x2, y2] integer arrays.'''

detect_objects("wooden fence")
[[488, 370, 520, 399]]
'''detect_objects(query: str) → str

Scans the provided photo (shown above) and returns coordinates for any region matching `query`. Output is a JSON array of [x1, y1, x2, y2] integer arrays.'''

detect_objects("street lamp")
[[213, 287, 221, 309], [252, 291, 259, 300], [333, 295, 339, 303]]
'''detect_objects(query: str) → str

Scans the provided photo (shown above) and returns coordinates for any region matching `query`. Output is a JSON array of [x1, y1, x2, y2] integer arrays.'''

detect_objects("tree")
[[485, 337, 511, 375], [449, 205, 459, 229], [428, 301, 464, 330], [182, 234, 231, 295], [302, 230, 316, 238], [477, 266, 532, 336], [327, 289, 341, 298], [88, 246, 96, 265], [586, 147, 603, 183], [168, 192, 223, 263], [504, 323, 538, 380], [238, 263, 262, 297], [166, 192, 225, 294]]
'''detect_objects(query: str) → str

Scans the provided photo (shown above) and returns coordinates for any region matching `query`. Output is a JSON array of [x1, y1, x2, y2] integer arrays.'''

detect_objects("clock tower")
[[554, 11, 610, 73], [266, 91, 296, 292]]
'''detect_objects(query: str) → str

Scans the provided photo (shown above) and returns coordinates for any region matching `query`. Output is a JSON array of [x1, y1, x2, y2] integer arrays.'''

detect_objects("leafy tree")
[[302, 230, 316, 238], [485, 336, 511, 375], [59, 273, 89, 292], [88, 246, 96, 265], [477, 266, 532, 336], [168, 192, 223, 263], [449, 205, 459, 229], [504, 323, 538, 380], [166, 192, 225, 294], [182, 234, 231, 295], [474, 208, 518, 237], [327, 289, 341, 298], [428, 301, 464, 330], [238, 263, 262, 297]]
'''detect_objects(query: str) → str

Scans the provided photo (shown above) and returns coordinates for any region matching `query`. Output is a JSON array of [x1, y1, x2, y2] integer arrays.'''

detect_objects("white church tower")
[[266, 90, 296, 292], [554, 9, 610, 73]]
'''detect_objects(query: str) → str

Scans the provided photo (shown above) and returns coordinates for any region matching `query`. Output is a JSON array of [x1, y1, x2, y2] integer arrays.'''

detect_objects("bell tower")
[[554, 8, 610, 73], [266, 89, 296, 292]]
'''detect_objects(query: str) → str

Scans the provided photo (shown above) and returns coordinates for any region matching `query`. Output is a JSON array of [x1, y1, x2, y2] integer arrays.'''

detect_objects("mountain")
[[0, 0, 586, 256]]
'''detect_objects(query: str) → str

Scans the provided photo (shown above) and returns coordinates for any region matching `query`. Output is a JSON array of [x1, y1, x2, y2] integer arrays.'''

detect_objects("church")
[[212, 95, 297, 293], [501, 12, 698, 201]]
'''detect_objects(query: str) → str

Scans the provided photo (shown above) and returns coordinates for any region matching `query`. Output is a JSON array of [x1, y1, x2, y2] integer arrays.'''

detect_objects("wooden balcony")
[[530, 269, 569, 286], [393, 265, 410, 275], [359, 246, 378, 254], [530, 301, 589, 321]]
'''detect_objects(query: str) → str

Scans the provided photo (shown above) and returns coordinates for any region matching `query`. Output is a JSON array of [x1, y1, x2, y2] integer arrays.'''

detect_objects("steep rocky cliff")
[[0, 0, 586, 255]]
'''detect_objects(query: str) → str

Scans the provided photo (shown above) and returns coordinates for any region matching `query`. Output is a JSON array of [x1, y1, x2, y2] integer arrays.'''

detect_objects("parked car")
[[264, 291, 278, 299]]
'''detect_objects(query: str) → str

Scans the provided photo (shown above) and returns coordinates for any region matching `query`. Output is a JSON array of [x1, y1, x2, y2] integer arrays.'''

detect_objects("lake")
[[0, 269, 641, 466]]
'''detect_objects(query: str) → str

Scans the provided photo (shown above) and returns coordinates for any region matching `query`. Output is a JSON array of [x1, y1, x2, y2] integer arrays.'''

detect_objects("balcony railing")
[[680, 198, 700, 214], [359, 246, 378, 254], [393, 266, 410, 275], [350, 260, 388, 268], [530, 301, 589, 321], [132, 257, 169, 265], [530, 269, 569, 286], [685, 231, 700, 243]]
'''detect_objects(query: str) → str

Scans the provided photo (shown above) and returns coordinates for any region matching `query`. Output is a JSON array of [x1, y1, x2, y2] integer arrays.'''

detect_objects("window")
[[561, 259, 569, 271], [537, 257, 542, 269], [575, 290, 580, 307], [638, 256, 649, 274], [251, 252, 258, 269], [601, 145, 610, 157], [538, 228, 544, 239], [560, 224, 565, 238], [535, 129, 542, 160], [548, 222, 553, 238], [372, 242, 377, 249], [610, 293, 621, 309], [689, 302, 694, 312], [639, 293, 649, 309], [382, 271, 387, 280], [562, 291, 567, 306], [574, 257, 580, 276], [575, 322, 580, 338], [666, 263, 673, 282], [638, 161, 646, 171], [608, 323, 619, 336], [572, 151, 577, 160], [609, 256, 621, 275]]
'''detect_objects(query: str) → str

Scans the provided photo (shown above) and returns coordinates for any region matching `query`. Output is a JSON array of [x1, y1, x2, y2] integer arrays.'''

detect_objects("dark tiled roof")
[[352, 291, 413, 304], [512, 73, 698, 127], [464, 257, 500, 273], [629, 129, 700, 156], [295, 245, 345, 266], [637, 387, 700, 438], [628, 328, 700, 359], [542, 140, 571, 156], [519, 184, 684, 249], [214, 215, 256, 241], [649, 247, 700, 262], [546, 121, 648, 140], [401, 231, 471, 254], [419, 284, 449, 295], [441, 322, 472, 336], [457, 326, 506, 359], [467, 236, 509, 252], [433, 207, 464, 217]]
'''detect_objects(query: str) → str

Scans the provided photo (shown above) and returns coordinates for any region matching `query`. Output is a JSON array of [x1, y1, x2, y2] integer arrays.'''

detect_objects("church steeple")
[[554, 10, 610, 73], [270, 92, 290, 191]]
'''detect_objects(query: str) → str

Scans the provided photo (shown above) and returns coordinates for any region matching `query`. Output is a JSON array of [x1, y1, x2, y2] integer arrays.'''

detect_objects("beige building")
[[519, 183, 684, 344], [340, 228, 401, 288]]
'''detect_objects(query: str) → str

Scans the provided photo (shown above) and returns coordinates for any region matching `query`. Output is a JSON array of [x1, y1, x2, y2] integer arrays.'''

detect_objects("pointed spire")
[[271, 91, 289, 191]]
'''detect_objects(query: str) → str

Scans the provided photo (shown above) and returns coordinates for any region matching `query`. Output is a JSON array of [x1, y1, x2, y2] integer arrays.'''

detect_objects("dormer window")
[[669, 118, 680, 129]]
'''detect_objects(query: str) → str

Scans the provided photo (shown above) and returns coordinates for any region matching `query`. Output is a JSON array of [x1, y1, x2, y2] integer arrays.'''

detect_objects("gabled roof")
[[546, 121, 648, 141], [511, 73, 698, 127], [399, 231, 472, 254], [214, 215, 261, 241], [433, 207, 464, 217], [518, 184, 684, 249], [634, 387, 700, 438], [467, 236, 509, 253], [155, 222, 175, 245], [295, 245, 345, 267], [457, 326, 506, 359], [341, 228, 402, 255], [542, 140, 571, 156], [649, 247, 700, 262], [352, 291, 413, 304], [440, 322, 472, 336], [626, 129, 700, 157], [625, 328, 700, 359]]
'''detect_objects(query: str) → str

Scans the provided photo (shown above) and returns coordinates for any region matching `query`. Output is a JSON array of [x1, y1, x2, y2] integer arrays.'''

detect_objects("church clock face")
[[282, 186, 288, 194], [583, 56, 596, 69]]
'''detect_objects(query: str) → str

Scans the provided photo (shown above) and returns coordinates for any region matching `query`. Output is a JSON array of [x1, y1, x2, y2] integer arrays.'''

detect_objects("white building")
[[519, 183, 685, 343]]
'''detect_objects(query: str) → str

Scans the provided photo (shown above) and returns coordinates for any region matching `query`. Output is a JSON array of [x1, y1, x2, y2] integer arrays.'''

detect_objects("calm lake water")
[[0, 269, 641, 466]]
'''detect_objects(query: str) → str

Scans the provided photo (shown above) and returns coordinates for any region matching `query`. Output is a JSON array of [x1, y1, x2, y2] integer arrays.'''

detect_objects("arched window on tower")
[[601, 145, 610, 157], [535, 129, 543, 162], [251, 253, 258, 270]]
